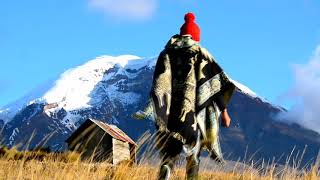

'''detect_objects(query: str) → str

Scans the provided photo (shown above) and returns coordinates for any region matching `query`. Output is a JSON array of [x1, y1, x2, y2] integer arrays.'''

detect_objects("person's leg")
[[158, 153, 178, 180], [157, 135, 183, 180], [185, 134, 201, 180], [186, 153, 200, 180]]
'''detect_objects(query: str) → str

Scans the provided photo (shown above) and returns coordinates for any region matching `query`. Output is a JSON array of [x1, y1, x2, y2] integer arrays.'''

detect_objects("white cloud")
[[88, 0, 157, 21], [277, 46, 320, 133]]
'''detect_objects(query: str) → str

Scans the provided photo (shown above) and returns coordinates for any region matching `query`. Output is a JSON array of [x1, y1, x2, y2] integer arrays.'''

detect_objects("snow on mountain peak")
[[88, 55, 141, 68], [230, 79, 257, 98], [230, 79, 285, 111], [42, 55, 151, 111]]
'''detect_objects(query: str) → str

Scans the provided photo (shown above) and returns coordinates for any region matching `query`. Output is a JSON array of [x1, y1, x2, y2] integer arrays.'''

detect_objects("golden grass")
[[0, 147, 319, 180], [0, 135, 319, 180], [0, 159, 319, 180]]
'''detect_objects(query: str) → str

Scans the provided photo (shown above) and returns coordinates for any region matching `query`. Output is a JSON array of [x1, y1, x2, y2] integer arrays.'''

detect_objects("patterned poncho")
[[150, 35, 235, 161]]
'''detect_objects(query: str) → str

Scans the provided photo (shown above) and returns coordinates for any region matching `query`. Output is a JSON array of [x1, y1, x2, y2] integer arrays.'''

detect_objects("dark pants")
[[156, 132, 201, 180]]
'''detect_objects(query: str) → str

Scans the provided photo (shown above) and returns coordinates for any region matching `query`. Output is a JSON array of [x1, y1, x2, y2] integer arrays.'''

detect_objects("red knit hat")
[[180, 12, 200, 42]]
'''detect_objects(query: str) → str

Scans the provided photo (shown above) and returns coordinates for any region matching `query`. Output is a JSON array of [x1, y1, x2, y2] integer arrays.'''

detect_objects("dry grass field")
[[0, 147, 319, 180]]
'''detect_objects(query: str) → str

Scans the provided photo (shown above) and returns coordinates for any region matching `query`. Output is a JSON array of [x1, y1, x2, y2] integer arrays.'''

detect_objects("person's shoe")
[[157, 165, 171, 180]]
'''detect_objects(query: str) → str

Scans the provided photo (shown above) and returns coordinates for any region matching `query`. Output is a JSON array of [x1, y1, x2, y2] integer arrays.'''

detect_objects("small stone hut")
[[66, 118, 137, 164]]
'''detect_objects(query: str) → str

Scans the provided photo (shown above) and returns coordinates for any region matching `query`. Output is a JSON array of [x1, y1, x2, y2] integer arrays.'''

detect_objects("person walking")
[[135, 12, 236, 180]]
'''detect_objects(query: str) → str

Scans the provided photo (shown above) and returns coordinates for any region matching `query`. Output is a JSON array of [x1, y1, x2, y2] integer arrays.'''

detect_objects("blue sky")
[[0, 0, 319, 108]]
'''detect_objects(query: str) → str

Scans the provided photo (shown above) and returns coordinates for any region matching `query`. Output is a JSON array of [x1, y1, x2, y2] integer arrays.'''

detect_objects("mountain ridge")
[[0, 55, 319, 166], [0, 55, 274, 123]]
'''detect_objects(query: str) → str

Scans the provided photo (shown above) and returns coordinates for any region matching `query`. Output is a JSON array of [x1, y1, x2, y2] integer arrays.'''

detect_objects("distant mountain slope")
[[0, 55, 319, 166]]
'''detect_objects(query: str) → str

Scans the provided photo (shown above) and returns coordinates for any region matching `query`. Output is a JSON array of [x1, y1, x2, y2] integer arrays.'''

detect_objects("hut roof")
[[66, 118, 137, 146]]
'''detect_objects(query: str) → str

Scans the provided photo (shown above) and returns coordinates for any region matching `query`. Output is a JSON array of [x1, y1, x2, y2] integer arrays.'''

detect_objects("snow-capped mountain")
[[0, 55, 319, 166], [0, 55, 156, 149], [0, 55, 154, 123]]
